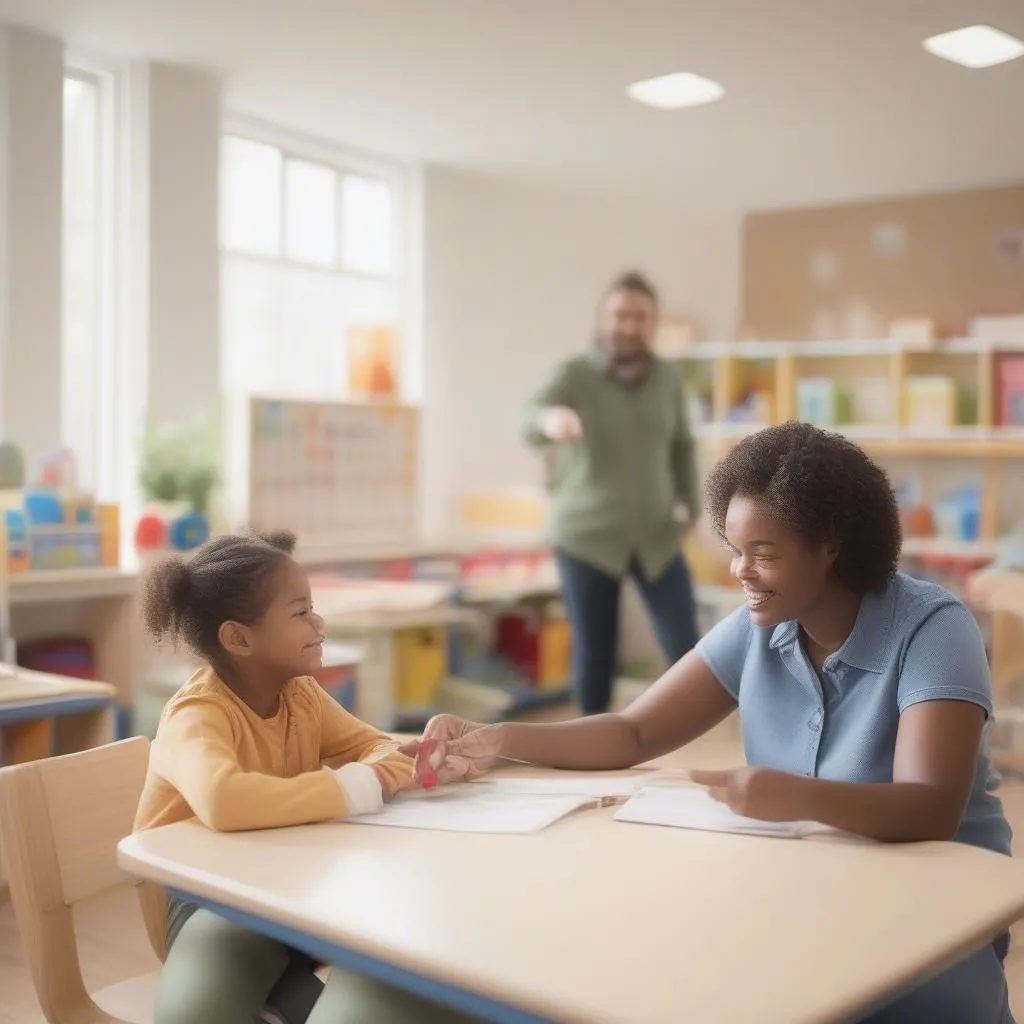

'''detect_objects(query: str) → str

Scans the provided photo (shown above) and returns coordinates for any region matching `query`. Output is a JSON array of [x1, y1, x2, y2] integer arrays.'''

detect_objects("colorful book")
[[997, 355, 1024, 427], [904, 376, 955, 430]]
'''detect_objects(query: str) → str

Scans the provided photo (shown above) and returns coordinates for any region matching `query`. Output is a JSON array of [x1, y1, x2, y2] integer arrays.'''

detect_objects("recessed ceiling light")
[[922, 24, 1024, 68], [627, 72, 724, 110]]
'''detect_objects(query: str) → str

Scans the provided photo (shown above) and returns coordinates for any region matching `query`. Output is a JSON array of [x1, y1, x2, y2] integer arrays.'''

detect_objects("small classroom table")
[[0, 665, 116, 899], [118, 747, 1024, 1024]]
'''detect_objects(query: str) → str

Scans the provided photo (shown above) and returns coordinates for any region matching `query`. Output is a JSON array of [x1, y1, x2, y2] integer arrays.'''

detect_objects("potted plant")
[[137, 413, 219, 552]]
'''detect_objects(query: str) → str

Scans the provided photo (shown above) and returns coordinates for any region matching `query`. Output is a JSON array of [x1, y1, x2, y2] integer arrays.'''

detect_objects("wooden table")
[[458, 580, 561, 607], [969, 568, 1024, 703], [319, 601, 483, 729], [1, 666, 116, 900], [2, 567, 137, 736], [0, 665, 115, 763], [117, 753, 1024, 1024]]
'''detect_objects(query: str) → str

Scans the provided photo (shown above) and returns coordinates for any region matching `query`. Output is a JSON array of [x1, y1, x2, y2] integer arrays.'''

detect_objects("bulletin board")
[[741, 184, 1024, 340], [248, 398, 418, 549]]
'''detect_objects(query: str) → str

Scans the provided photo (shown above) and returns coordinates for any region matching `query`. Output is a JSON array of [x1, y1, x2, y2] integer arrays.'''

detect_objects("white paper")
[[348, 785, 593, 834], [469, 776, 642, 799], [614, 785, 819, 839]]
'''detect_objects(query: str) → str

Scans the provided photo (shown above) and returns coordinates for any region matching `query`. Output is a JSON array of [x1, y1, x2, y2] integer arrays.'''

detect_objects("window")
[[285, 159, 336, 266], [220, 137, 282, 257], [219, 117, 413, 522], [219, 128, 403, 402], [61, 66, 121, 503], [340, 173, 392, 274]]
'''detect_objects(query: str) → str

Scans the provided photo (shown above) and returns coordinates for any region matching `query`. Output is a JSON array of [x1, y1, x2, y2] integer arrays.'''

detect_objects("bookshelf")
[[675, 336, 1024, 546]]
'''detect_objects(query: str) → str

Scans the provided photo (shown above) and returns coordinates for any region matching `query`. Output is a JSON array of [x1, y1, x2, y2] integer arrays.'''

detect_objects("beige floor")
[[5, 706, 1024, 1022]]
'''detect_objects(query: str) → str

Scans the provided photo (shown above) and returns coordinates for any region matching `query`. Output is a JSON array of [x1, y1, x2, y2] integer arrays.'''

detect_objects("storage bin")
[[537, 617, 571, 690], [395, 627, 447, 711]]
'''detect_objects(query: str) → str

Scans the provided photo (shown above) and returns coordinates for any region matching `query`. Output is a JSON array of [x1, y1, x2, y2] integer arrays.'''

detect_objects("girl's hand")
[[400, 715, 500, 784], [688, 766, 797, 821]]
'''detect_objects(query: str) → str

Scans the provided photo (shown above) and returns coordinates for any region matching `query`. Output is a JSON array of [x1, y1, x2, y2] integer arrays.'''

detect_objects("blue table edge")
[[167, 886, 555, 1024], [0, 695, 112, 726]]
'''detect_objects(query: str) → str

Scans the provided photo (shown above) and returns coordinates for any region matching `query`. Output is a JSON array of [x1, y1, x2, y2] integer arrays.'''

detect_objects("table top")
[[294, 539, 474, 566], [117, 756, 1024, 1024], [459, 582, 561, 607], [0, 665, 116, 706], [970, 567, 1024, 616], [321, 603, 481, 634], [5, 567, 138, 604]]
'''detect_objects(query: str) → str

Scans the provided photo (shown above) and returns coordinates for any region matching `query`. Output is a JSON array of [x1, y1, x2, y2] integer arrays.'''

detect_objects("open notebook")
[[348, 775, 823, 838], [347, 777, 638, 834], [614, 785, 821, 839]]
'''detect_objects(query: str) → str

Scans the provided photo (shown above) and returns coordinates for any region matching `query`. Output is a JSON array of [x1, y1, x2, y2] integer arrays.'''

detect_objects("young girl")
[[134, 530, 472, 1024], [414, 423, 1015, 1023]]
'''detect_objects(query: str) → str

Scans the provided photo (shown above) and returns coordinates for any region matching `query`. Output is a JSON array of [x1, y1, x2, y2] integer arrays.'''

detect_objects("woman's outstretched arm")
[[423, 650, 736, 775]]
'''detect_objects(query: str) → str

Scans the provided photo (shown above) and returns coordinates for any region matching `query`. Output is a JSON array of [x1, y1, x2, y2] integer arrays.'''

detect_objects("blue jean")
[[555, 550, 698, 714], [857, 933, 1013, 1023]]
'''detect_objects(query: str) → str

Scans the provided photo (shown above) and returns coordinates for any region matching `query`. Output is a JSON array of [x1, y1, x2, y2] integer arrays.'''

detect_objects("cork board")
[[741, 184, 1024, 340]]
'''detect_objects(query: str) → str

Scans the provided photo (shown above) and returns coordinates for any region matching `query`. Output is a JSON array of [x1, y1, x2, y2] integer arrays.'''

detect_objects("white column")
[[0, 25, 64, 458], [133, 62, 222, 424]]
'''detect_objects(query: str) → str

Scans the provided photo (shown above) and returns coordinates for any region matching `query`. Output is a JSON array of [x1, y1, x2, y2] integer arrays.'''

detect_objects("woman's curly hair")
[[704, 421, 901, 594]]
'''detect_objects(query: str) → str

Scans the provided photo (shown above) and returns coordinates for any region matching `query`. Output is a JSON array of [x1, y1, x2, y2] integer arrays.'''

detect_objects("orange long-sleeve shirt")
[[133, 667, 414, 953]]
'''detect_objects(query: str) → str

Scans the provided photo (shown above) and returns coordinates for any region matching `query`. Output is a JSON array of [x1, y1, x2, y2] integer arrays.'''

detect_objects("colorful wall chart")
[[249, 398, 418, 548]]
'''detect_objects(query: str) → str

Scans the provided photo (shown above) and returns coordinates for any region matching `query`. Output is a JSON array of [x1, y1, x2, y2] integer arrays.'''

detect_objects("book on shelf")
[[997, 355, 1024, 427], [796, 378, 838, 425], [903, 376, 956, 430]]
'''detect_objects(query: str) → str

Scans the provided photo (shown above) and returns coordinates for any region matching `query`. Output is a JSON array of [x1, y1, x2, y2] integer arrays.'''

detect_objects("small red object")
[[134, 513, 167, 550], [417, 738, 438, 790]]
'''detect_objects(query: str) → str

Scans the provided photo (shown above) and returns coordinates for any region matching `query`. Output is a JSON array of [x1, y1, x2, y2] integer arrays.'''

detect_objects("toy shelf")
[[694, 422, 1024, 458], [682, 338, 1022, 427], [675, 336, 1024, 545]]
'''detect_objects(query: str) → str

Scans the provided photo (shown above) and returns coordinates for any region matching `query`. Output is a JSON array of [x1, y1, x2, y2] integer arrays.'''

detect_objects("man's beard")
[[609, 344, 652, 384]]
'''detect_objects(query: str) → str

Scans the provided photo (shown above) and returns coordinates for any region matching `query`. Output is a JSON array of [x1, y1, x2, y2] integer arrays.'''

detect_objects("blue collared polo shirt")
[[696, 572, 1012, 855]]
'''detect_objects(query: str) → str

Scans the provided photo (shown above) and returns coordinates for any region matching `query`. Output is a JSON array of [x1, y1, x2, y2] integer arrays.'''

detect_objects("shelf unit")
[[676, 336, 1024, 543]]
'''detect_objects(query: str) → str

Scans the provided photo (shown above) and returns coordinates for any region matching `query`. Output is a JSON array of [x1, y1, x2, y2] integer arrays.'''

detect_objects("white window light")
[[922, 25, 1024, 69], [627, 72, 724, 110]]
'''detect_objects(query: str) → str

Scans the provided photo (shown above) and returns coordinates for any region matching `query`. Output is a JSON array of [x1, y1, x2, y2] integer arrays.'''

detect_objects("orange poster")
[[348, 324, 398, 399]]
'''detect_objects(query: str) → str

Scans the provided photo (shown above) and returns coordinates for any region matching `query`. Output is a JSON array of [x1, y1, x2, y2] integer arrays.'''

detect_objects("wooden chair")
[[0, 736, 161, 1023]]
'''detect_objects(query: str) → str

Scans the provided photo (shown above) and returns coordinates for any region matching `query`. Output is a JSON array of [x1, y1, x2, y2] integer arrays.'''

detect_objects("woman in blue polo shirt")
[[413, 422, 1014, 1023]]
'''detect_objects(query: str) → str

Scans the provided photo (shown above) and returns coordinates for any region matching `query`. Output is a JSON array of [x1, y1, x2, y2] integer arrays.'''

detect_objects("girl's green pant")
[[155, 898, 478, 1023]]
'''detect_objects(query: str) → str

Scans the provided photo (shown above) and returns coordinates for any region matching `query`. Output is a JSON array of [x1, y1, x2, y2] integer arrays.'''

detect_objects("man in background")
[[523, 271, 700, 714]]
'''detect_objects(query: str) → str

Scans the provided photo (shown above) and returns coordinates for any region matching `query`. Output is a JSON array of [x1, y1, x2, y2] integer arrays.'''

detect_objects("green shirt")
[[522, 350, 699, 580]]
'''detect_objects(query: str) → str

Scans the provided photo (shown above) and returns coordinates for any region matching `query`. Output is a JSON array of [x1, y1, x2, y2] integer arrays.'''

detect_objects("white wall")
[[420, 166, 740, 538], [0, 25, 64, 457], [0, 25, 743, 577], [0, 33, 221, 493], [141, 63, 222, 423], [420, 168, 740, 670]]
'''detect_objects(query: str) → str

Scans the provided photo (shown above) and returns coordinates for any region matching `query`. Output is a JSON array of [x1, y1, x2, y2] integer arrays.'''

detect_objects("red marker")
[[416, 738, 438, 790]]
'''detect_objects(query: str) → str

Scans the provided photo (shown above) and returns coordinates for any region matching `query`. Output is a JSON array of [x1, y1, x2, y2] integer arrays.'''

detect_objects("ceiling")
[[2, 0, 1023, 214]]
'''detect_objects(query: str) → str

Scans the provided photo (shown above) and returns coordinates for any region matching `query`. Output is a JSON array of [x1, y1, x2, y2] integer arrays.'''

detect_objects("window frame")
[[61, 59, 120, 501], [218, 113, 421, 526], [61, 52, 143, 567], [220, 112, 408, 285]]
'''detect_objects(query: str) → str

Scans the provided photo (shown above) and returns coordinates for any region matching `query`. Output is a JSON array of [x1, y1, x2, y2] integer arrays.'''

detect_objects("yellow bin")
[[538, 618, 572, 690], [394, 627, 447, 708]]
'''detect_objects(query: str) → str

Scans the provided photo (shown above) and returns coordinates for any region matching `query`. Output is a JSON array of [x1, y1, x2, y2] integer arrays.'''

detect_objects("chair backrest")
[[0, 736, 151, 1024]]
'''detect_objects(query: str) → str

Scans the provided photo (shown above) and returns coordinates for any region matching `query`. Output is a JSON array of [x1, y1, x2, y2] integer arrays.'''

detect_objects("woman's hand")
[[400, 715, 501, 785], [688, 766, 797, 821]]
